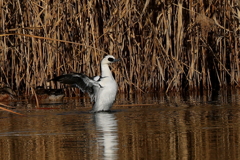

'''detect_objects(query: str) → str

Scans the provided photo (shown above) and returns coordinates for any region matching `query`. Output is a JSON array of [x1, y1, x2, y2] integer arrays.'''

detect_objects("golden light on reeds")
[[0, 0, 240, 95]]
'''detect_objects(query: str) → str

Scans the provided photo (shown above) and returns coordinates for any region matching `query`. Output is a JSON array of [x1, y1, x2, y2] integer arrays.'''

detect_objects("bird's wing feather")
[[50, 73, 101, 101]]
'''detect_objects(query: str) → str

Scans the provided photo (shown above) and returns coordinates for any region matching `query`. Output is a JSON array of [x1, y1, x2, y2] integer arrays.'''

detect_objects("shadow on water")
[[0, 88, 240, 159]]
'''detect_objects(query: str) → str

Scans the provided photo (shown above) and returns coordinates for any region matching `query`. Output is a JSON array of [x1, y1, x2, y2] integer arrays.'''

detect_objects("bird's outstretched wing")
[[49, 73, 101, 101]]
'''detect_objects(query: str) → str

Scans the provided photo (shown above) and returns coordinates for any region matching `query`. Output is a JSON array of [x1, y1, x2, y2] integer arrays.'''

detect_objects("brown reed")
[[0, 102, 24, 116], [0, 0, 240, 96]]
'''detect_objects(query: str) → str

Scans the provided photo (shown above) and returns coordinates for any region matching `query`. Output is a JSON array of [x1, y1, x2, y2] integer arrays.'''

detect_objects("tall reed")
[[0, 0, 240, 95]]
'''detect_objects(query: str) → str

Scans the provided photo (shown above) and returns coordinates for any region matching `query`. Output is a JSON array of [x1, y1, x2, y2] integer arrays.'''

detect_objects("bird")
[[0, 87, 16, 101], [31, 86, 65, 102], [49, 55, 119, 112]]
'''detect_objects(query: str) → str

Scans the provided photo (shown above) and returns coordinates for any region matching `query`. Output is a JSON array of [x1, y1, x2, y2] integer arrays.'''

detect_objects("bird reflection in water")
[[93, 112, 119, 160]]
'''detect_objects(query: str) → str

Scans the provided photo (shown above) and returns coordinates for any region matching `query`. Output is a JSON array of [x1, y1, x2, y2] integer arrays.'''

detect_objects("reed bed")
[[0, 0, 240, 96]]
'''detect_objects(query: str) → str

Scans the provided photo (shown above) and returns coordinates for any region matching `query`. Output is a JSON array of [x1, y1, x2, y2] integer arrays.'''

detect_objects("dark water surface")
[[1, 90, 240, 160]]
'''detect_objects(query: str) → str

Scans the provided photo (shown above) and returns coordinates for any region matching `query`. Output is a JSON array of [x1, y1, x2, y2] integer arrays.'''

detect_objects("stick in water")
[[0, 102, 24, 116]]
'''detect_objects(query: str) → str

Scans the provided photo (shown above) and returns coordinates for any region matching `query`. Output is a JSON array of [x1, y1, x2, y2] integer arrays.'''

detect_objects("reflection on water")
[[0, 89, 240, 159], [94, 113, 118, 160]]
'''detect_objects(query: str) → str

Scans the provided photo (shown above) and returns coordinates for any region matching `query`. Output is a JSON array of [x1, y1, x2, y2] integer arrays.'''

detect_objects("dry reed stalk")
[[0, 103, 24, 116], [31, 87, 40, 108], [0, 0, 240, 95]]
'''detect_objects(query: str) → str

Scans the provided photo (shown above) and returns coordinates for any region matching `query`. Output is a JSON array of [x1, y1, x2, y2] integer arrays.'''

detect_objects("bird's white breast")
[[92, 77, 118, 111]]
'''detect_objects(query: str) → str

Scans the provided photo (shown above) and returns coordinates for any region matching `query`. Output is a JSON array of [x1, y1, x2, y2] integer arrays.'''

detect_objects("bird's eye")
[[108, 58, 114, 62]]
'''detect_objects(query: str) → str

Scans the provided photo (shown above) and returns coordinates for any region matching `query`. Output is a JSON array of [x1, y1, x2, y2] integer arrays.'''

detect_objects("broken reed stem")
[[0, 103, 24, 116], [0, 33, 108, 54], [31, 87, 40, 108], [0, 0, 240, 95]]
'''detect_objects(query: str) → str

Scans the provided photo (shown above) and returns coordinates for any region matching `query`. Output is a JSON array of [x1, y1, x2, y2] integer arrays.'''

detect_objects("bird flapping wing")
[[50, 73, 101, 102]]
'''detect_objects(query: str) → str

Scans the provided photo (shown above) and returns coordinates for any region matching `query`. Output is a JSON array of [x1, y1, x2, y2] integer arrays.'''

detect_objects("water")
[[0, 89, 240, 160]]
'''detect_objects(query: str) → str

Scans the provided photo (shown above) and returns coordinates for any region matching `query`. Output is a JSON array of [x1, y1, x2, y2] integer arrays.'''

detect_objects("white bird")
[[50, 55, 119, 112]]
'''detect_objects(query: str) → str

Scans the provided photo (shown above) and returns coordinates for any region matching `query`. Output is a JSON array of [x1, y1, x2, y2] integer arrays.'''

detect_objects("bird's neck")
[[101, 64, 113, 77]]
